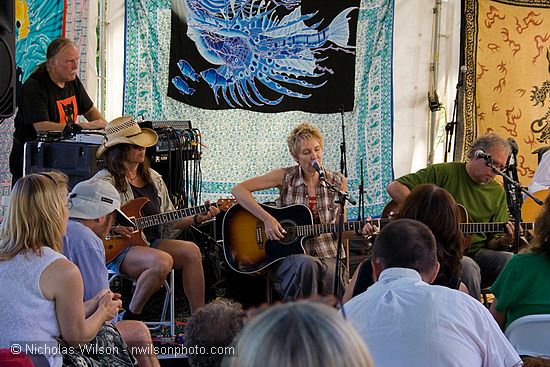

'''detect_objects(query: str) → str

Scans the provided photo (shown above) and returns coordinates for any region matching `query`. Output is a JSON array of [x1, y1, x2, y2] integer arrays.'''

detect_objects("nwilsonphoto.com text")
[[10, 341, 237, 358]]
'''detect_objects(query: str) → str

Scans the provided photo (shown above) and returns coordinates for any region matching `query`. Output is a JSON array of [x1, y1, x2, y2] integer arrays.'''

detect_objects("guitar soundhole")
[[279, 221, 298, 245]]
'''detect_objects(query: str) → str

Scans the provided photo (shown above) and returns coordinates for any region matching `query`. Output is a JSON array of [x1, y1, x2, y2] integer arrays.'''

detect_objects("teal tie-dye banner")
[[124, 0, 394, 218], [15, 0, 65, 84]]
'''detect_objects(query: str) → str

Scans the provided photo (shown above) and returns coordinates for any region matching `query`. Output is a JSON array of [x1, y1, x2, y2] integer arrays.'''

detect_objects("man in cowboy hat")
[[93, 116, 218, 318], [62, 177, 159, 366]]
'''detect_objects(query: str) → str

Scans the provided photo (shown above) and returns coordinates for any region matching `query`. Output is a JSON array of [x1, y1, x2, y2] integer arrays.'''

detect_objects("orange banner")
[[464, 0, 550, 184]]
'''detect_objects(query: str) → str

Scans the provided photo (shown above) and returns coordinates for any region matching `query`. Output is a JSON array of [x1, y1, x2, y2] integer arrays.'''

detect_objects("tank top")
[[0, 247, 66, 367]]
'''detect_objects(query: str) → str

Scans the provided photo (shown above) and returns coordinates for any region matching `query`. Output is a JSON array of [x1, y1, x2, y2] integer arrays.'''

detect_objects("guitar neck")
[[135, 204, 211, 229], [460, 221, 534, 235], [297, 218, 386, 236]]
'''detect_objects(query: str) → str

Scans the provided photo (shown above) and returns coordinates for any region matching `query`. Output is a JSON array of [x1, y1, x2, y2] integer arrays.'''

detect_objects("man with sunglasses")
[[385, 133, 514, 300]]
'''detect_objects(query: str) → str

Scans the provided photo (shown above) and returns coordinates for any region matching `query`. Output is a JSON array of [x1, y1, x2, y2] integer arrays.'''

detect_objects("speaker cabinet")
[[0, 0, 15, 118], [24, 141, 103, 189]]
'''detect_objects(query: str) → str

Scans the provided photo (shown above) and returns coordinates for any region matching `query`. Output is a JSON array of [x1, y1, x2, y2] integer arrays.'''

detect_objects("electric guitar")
[[104, 197, 235, 262], [222, 203, 388, 274]]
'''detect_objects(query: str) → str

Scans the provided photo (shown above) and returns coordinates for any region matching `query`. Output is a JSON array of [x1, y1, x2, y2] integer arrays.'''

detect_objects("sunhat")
[[96, 116, 158, 158]]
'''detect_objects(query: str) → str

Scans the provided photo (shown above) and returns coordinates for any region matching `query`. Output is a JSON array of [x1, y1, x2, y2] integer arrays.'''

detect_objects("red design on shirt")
[[56, 96, 78, 125]]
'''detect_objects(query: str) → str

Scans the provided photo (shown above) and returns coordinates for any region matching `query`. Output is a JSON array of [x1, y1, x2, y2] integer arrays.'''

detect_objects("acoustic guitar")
[[521, 188, 548, 224], [222, 203, 388, 274], [383, 200, 534, 234], [104, 197, 235, 262]]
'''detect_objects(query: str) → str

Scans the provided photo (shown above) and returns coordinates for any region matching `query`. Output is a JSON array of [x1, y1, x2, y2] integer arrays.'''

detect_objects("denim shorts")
[[106, 239, 161, 273]]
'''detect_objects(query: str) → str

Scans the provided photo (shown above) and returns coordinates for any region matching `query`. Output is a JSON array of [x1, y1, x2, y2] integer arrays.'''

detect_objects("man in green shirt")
[[386, 133, 514, 300]]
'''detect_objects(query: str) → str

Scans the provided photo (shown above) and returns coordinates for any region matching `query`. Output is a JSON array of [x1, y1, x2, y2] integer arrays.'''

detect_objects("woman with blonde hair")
[[232, 122, 349, 300], [0, 174, 127, 367], [223, 300, 373, 367]]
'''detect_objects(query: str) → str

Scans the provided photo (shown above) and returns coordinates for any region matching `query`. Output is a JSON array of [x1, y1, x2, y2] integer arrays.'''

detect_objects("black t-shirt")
[[13, 67, 94, 143]]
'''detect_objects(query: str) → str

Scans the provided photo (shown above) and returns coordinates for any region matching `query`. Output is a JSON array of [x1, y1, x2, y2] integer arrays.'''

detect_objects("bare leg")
[[120, 246, 173, 314], [155, 239, 205, 313], [115, 320, 160, 367]]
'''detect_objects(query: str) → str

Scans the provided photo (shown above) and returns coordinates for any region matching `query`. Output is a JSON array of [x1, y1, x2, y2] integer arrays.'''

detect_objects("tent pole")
[[427, 0, 442, 165]]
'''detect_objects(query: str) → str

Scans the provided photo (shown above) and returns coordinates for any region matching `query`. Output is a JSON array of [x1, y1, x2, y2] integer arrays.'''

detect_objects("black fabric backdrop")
[[168, 0, 359, 113]]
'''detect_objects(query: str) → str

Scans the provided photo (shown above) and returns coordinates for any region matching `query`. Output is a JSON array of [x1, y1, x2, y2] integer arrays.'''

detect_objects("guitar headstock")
[[216, 197, 237, 211]]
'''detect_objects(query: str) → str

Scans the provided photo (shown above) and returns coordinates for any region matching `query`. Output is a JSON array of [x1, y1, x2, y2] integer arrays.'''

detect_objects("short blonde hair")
[[287, 123, 324, 158], [224, 301, 374, 367], [0, 174, 67, 260]]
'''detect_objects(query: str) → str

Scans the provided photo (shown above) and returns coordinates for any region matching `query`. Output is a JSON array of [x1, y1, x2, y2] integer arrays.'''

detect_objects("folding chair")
[[108, 269, 176, 336], [505, 314, 550, 356]]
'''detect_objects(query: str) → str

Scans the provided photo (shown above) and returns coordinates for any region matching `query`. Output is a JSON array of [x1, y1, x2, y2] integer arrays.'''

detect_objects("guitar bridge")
[[256, 222, 264, 249]]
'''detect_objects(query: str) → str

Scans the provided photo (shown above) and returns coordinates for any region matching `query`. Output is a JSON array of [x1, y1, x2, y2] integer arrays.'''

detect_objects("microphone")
[[311, 160, 325, 179], [458, 65, 467, 87], [474, 150, 492, 160]]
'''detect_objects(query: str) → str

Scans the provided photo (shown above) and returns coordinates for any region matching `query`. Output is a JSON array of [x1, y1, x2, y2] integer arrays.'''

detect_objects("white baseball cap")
[[68, 179, 135, 227]]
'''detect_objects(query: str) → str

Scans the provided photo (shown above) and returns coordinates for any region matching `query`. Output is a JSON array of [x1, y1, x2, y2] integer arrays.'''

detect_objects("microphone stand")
[[339, 106, 348, 177], [320, 175, 356, 298], [357, 159, 365, 223], [483, 158, 543, 253], [444, 67, 465, 162]]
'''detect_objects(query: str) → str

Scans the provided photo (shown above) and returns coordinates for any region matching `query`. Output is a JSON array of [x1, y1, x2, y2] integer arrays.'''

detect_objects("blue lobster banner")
[[168, 0, 360, 113]]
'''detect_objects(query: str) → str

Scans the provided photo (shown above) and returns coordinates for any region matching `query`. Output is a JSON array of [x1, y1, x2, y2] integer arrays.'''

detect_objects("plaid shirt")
[[276, 165, 345, 258]]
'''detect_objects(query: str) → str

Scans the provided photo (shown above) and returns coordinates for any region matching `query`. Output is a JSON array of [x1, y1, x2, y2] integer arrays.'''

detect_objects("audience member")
[[51, 174, 159, 367], [523, 356, 550, 367], [185, 299, 244, 367], [490, 193, 550, 330], [345, 183, 468, 302], [343, 219, 522, 367], [224, 300, 373, 367], [0, 174, 134, 367]]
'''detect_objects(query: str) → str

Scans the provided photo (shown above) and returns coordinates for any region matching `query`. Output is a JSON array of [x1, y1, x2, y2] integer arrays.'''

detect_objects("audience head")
[[523, 356, 550, 367], [185, 299, 244, 367], [224, 300, 373, 367], [287, 123, 324, 159], [533, 194, 550, 258], [372, 219, 439, 282], [41, 171, 69, 197], [396, 184, 464, 281], [68, 179, 133, 239], [0, 174, 68, 259]]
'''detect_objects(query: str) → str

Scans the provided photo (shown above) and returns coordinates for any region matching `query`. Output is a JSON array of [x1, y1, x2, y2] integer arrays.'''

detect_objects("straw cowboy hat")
[[96, 116, 158, 158]]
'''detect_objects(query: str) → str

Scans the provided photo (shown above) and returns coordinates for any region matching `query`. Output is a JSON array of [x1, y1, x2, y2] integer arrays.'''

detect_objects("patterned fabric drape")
[[167, 0, 360, 113], [463, 0, 550, 184], [124, 0, 395, 217]]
